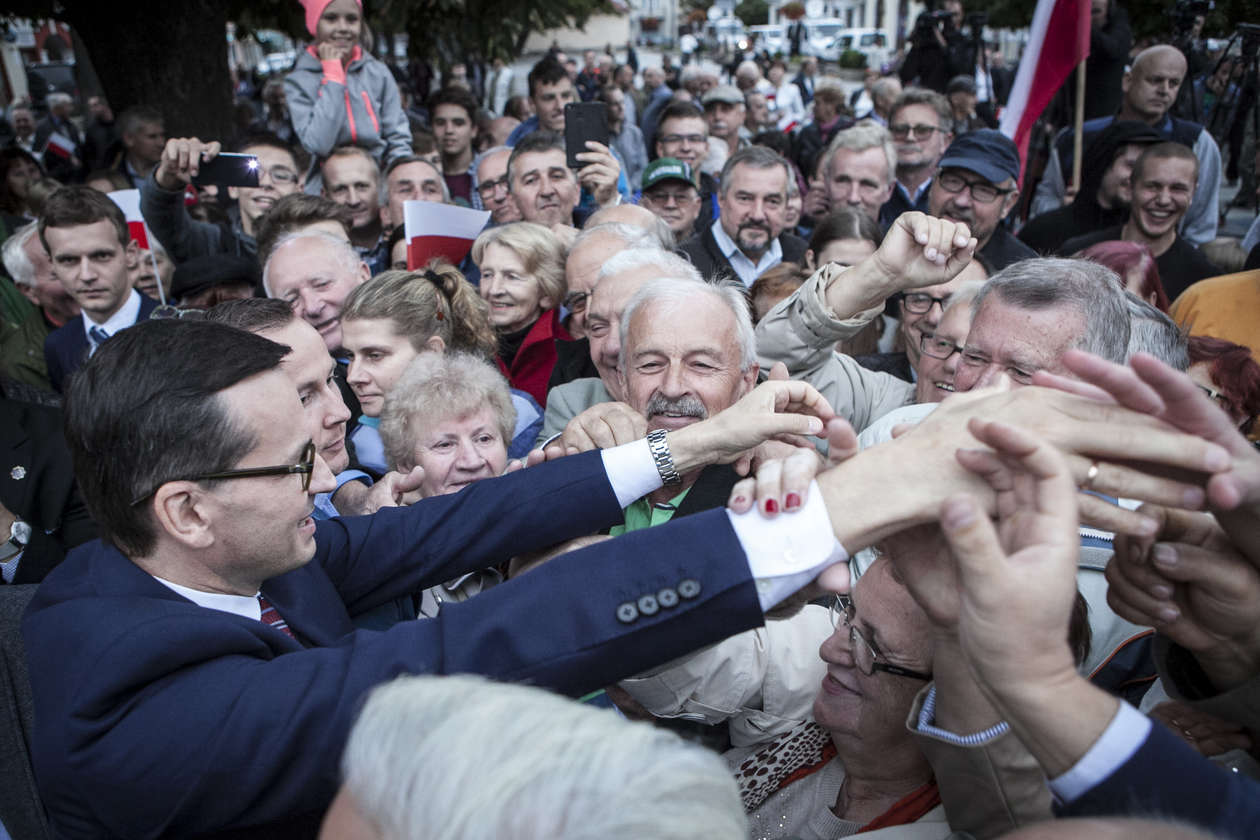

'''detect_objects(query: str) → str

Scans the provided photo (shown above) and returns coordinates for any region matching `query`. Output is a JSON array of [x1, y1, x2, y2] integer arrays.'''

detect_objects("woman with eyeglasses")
[[338, 263, 544, 475], [471, 222, 570, 406], [1186, 335, 1260, 439]]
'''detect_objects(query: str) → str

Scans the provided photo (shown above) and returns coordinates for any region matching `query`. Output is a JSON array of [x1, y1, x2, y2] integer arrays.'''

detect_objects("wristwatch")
[[0, 519, 31, 562], [646, 429, 681, 487]]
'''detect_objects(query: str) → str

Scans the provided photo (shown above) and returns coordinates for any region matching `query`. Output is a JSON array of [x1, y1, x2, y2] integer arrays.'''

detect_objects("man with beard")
[[926, 129, 1034, 271], [678, 146, 806, 287], [1061, 142, 1219, 301], [1018, 121, 1162, 255]]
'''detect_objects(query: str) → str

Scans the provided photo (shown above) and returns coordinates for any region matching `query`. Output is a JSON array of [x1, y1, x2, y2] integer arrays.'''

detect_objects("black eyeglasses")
[[936, 171, 1014, 204], [830, 594, 932, 681], [889, 123, 944, 141], [658, 133, 707, 146], [476, 175, 510, 197], [920, 332, 964, 360], [900, 292, 951, 314], [131, 442, 317, 506]]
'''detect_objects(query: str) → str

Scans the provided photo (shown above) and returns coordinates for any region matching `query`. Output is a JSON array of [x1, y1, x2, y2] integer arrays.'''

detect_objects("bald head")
[[1122, 46, 1187, 123]]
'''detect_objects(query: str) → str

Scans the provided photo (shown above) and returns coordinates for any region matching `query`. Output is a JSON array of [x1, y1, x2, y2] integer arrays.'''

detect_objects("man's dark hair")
[[118, 105, 164, 137], [204, 297, 295, 334], [39, 185, 130, 254], [718, 145, 791, 199], [428, 86, 479, 123], [527, 57, 569, 99], [657, 101, 706, 128], [412, 129, 438, 156], [507, 131, 566, 186], [253, 194, 354, 269], [64, 319, 290, 557], [233, 132, 307, 173]]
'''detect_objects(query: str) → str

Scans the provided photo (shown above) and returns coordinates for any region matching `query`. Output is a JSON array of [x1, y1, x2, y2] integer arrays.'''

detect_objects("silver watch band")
[[646, 429, 682, 487]]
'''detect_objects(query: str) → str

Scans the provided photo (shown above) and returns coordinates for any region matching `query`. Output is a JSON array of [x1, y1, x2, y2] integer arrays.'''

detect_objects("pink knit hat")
[[300, 0, 363, 36]]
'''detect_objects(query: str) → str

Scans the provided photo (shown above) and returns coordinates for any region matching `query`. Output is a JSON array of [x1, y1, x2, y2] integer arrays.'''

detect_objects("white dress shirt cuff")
[[600, 440, 663, 509], [1049, 700, 1151, 804], [726, 480, 847, 609]]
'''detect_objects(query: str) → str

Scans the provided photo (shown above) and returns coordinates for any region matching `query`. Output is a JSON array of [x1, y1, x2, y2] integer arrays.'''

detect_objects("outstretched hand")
[[939, 419, 1082, 691], [154, 137, 221, 191], [872, 211, 977, 293]]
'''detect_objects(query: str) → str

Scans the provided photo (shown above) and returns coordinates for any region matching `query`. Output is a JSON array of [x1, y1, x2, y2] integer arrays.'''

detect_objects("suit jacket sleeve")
[[25, 503, 763, 838], [1057, 714, 1260, 837], [139, 171, 224, 262]]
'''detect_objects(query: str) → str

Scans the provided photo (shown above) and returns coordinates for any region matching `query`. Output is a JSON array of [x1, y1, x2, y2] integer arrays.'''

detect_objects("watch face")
[[11, 521, 31, 546]]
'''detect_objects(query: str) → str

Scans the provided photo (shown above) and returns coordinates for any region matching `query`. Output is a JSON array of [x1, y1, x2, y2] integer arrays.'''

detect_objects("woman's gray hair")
[[973, 258, 1131, 364], [0, 222, 37, 288], [378, 351, 516, 472], [341, 674, 748, 840], [1124, 292, 1189, 370], [620, 274, 756, 373], [261, 229, 362, 297], [596, 245, 701, 286]]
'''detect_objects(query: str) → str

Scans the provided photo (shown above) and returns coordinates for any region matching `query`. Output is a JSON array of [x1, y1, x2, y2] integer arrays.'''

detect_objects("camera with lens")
[[1170, 0, 1213, 36], [913, 9, 954, 44]]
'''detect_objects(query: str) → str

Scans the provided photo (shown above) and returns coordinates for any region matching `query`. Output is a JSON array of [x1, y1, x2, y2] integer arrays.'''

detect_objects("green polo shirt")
[[608, 486, 693, 536]]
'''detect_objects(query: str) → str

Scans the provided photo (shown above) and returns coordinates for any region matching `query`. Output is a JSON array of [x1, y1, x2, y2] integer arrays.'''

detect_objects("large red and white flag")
[[998, 0, 1091, 183], [403, 201, 491, 270], [107, 189, 152, 250], [43, 131, 78, 161]]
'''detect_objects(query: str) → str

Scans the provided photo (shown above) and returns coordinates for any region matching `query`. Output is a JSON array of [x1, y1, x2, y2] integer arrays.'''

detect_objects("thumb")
[[396, 465, 425, 494], [825, 418, 858, 466], [767, 361, 790, 382], [939, 494, 1005, 593]]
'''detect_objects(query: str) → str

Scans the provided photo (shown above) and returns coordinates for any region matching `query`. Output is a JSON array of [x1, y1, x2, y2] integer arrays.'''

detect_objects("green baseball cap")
[[641, 157, 697, 191]]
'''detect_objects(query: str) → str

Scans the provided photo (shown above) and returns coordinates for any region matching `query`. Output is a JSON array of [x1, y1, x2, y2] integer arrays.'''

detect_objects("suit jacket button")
[[616, 602, 639, 623], [657, 587, 679, 608], [678, 578, 701, 599], [637, 594, 659, 616]]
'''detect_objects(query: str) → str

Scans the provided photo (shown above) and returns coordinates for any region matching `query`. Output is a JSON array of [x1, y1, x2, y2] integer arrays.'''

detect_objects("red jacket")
[[496, 309, 569, 407]]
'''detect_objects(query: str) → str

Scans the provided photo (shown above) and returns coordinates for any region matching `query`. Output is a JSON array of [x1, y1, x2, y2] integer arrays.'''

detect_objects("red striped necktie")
[[258, 594, 296, 639]]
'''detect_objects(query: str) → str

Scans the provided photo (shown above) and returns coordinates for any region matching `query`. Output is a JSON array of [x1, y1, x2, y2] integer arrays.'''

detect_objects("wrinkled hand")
[[1109, 504, 1260, 691], [909, 383, 1232, 537], [678, 378, 833, 467], [940, 419, 1082, 690], [155, 137, 221, 191], [543, 401, 646, 460], [871, 211, 977, 293], [1149, 700, 1253, 757], [575, 141, 621, 208], [1036, 350, 1260, 561]]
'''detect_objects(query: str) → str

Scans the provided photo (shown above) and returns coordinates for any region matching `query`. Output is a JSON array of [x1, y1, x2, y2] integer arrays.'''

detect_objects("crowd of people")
[[1, 0, 1260, 837]]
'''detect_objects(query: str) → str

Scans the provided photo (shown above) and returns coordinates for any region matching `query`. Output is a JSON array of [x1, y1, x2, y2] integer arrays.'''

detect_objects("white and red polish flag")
[[403, 201, 491, 270], [998, 0, 1091, 184], [107, 189, 152, 249], [43, 131, 78, 161]]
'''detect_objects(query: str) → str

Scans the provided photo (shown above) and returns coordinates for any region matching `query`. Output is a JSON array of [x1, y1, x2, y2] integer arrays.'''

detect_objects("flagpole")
[[1071, 57, 1086, 198], [147, 250, 167, 306]]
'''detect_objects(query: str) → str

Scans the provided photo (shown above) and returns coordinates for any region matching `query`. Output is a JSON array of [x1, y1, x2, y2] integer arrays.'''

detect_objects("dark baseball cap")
[[938, 129, 1021, 185], [641, 157, 696, 191]]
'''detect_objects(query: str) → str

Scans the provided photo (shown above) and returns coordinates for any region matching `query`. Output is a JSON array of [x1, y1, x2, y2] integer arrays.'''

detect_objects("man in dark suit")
[[32, 92, 85, 183], [26, 317, 862, 838], [679, 145, 807, 286], [40, 186, 157, 392], [0, 397, 95, 583]]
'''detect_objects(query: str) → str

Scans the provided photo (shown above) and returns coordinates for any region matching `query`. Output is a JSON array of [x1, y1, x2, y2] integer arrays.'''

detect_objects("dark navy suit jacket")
[[24, 450, 765, 839], [1059, 716, 1260, 839], [43, 294, 160, 393]]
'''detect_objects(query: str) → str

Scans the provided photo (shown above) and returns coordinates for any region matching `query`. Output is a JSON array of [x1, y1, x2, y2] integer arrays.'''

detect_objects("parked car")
[[799, 18, 846, 59], [818, 28, 892, 68], [747, 24, 787, 56]]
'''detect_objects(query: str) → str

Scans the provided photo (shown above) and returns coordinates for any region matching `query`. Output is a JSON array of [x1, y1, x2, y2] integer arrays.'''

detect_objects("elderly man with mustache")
[[679, 145, 807, 287]]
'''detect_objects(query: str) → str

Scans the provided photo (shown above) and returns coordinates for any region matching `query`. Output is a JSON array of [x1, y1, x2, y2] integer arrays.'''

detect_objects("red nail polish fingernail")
[[765, 499, 779, 514], [785, 493, 801, 510]]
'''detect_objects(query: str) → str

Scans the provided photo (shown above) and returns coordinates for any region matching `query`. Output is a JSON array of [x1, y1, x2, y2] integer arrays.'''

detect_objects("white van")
[[820, 28, 892, 68]]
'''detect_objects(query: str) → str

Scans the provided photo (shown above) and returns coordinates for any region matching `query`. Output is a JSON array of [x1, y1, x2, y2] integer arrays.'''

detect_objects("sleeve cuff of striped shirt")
[[915, 684, 1011, 746], [600, 443, 848, 611]]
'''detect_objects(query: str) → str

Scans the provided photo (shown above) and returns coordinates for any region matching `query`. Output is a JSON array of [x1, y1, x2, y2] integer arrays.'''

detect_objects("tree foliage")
[[734, 0, 770, 27], [963, 0, 1249, 40]]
